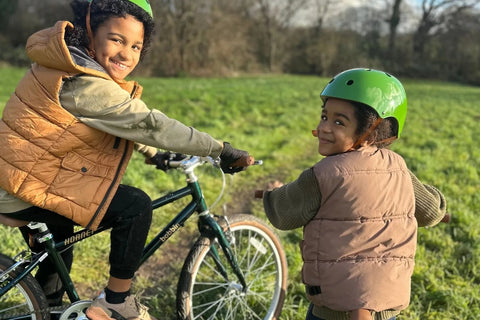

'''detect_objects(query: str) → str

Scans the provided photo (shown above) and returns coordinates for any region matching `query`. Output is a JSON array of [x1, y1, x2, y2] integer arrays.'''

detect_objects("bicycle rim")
[[177, 214, 287, 320], [0, 253, 49, 320]]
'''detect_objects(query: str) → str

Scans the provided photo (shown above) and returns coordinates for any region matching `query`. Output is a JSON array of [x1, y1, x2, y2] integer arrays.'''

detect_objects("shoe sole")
[[86, 306, 115, 320]]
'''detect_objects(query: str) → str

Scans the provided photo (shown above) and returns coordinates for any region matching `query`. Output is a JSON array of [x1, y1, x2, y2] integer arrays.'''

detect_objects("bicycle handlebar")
[[164, 155, 260, 171], [165, 155, 207, 169]]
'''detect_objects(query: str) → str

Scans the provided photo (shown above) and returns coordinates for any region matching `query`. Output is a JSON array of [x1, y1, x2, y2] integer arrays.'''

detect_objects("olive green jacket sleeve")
[[263, 168, 321, 230], [409, 170, 448, 227], [263, 167, 447, 230], [59, 75, 223, 159]]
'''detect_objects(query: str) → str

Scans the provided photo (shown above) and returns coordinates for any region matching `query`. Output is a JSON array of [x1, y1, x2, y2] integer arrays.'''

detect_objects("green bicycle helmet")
[[320, 68, 407, 137], [128, 0, 153, 18], [88, 0, 153, 18]]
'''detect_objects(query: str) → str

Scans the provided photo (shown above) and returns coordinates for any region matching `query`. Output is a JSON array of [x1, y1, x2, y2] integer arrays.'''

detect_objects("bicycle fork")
[[201, 214, 248, 293]]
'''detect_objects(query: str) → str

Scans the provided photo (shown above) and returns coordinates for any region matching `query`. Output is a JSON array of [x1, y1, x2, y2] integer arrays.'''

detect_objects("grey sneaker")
[[86, 291, 155, 320]]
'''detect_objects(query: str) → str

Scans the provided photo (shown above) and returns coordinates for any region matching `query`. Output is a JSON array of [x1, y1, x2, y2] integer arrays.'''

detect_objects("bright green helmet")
[[320, 68, 407, 137], [128, 0, 153, 18], [88, 0, 153, 18]]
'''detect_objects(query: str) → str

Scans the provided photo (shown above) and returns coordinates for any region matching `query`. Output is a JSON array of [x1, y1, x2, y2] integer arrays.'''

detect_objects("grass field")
[[0, 67, 479, 319]]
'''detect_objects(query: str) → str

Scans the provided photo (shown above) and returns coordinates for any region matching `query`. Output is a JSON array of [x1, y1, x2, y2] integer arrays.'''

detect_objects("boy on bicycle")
[[0, 1, 250, 319], [261, 68, 447, 320]]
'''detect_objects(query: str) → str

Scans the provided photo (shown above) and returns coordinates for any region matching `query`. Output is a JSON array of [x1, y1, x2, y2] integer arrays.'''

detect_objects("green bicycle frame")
[[141, 173, 247, 289], [0, 159, 248, 304]]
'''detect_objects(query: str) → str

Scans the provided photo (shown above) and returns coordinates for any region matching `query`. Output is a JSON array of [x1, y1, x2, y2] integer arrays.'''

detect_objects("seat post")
[[28, 222, 81, 302]]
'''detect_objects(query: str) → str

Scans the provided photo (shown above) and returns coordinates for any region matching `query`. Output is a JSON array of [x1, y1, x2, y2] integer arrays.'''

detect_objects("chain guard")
[[59, 300, 92, 320]]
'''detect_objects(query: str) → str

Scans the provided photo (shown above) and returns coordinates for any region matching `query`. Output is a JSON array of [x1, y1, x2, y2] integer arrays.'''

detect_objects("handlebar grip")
[[440, 213, 451, 223], [230, 155, 255, 167]]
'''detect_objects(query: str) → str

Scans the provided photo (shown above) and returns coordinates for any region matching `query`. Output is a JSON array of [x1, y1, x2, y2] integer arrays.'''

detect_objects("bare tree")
[[413, 0, 477, 61], [200, 0, 258, 75], [431, 7, 480, 82], [310, 0, 334, 34], [385, 0, 402, 65], [249, 0, 308, 71], [148, 0, 213, 75], [305, 0, 335, 74], [147, 0, 257, 76]]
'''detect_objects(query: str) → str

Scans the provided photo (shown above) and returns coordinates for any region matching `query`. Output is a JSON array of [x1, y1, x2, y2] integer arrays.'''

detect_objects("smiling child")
[[0, 1, 250, 319], [262, 68, 448, 320]]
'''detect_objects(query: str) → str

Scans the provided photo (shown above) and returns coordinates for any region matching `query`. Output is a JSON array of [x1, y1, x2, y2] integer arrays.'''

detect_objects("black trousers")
[[6, 184, 152, 301]]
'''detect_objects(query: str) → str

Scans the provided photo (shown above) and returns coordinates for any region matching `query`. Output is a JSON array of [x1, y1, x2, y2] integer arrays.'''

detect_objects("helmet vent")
[[346, 80, 354, 86]]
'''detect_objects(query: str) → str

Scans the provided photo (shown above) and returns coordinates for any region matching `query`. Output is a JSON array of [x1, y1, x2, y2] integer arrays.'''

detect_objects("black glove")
[[220, 142, 249, 174], [149, 151, 186, 171]]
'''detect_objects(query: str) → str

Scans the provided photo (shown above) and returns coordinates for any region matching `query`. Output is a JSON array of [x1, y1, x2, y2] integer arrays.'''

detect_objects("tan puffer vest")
[[0, 21, 143, 230], [302, 147, 416, 312]]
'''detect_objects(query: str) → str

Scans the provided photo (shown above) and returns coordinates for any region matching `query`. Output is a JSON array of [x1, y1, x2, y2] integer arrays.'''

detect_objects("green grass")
[[0, 67, 479, 319]]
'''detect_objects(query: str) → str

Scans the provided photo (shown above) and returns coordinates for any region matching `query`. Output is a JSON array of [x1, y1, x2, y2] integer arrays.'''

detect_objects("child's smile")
[[316, 98, 359, 156]]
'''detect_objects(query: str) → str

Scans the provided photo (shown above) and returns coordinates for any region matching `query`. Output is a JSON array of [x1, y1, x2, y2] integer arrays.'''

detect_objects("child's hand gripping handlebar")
[[219, 143, 254, 174], [149, 152, 260, 172], [229, 156, 261, 167]]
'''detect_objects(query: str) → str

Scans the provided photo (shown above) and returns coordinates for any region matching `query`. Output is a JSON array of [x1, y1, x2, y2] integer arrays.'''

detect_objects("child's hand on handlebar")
[[220, 142, 252, 174], [147, 151, 187, 171]]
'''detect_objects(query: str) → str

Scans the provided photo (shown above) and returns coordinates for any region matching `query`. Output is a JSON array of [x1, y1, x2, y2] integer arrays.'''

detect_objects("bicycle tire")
[[176, 214, 287, 320], [0, 253, 50, 320]]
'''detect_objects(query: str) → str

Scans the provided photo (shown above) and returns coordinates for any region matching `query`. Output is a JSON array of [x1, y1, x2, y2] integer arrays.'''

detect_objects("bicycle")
[[0, 155, 288, 320]]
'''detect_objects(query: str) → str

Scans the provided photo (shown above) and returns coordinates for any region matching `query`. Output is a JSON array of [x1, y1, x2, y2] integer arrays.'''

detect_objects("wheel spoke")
[[191, 282, 228, 296]]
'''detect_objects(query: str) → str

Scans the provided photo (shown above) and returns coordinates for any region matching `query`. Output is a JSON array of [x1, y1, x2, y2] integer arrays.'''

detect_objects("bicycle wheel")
[[177, 214, 287, 320], [0, 253, 50, 320]]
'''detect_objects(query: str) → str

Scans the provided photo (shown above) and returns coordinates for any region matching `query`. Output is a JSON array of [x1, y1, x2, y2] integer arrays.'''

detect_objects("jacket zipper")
[[113, 137, 120, 149], [86, 139, 130, 229], [131, 83, 139, 98]]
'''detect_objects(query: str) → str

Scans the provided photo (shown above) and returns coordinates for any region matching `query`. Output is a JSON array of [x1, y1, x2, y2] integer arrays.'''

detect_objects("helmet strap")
[[85, 1, 96, 58], [376, 136, 397, 146], [352, 117, 382, 149]]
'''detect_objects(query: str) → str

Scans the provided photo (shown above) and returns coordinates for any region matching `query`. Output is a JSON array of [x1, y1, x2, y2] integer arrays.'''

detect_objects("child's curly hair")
[[352, 101, 399, 148], [65, 0, 155, 61]]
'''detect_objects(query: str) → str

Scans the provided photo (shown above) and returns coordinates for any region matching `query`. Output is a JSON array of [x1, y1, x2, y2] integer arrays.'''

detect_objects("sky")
[[293, 0, 422, 30]]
